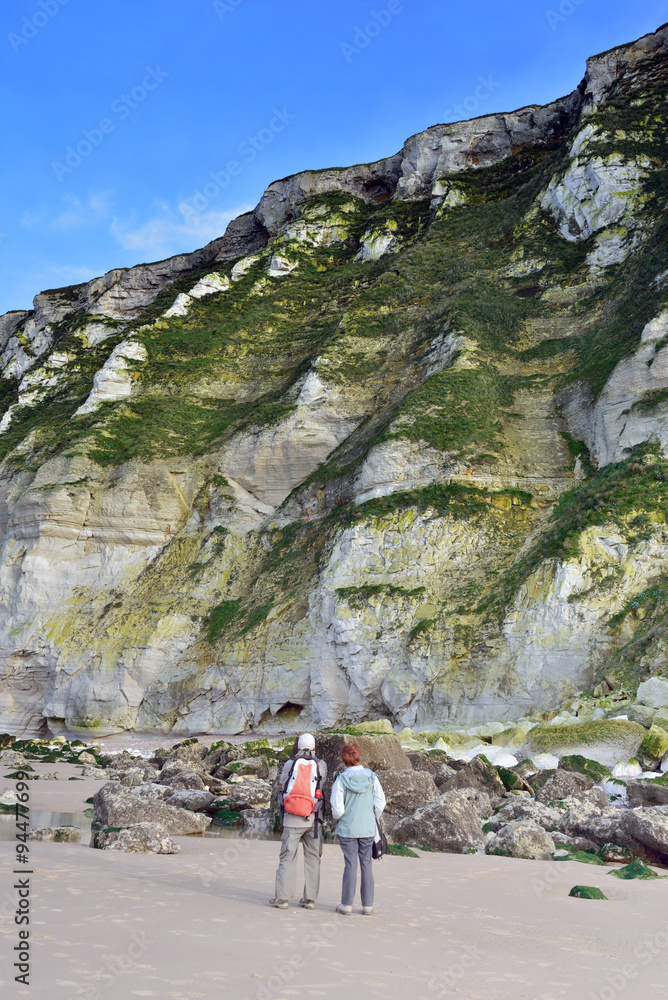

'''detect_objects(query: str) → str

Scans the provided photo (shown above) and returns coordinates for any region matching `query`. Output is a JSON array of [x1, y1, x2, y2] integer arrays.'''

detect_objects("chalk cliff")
[[2, 24, 668, 736]]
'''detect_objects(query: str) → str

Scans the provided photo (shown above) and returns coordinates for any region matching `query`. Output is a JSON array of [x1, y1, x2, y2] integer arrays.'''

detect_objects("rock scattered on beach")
[[96, 821, 180, 854], [30, 826, 81, 842]]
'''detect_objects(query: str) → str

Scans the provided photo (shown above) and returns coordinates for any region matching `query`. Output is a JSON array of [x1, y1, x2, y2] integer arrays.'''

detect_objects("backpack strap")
[[312, 760, 323, 839], [280, 757, 298, 825]]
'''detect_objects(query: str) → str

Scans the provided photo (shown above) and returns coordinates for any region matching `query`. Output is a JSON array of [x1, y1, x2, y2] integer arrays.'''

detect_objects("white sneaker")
[[336, 904, 352, 915], [362, 906, 374, 916]]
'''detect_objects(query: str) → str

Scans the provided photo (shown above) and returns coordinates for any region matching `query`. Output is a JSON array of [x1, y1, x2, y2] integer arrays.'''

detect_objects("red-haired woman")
[[330, 740, 386, 916]]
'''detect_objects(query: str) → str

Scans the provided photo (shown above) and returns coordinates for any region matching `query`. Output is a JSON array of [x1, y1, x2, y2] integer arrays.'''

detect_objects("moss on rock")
[[637, 724, 668, 769], [568, 885, 608, 899], [522, 720, 646, 767], [609, 858, 662, 880], [559, 754, 612, 783]]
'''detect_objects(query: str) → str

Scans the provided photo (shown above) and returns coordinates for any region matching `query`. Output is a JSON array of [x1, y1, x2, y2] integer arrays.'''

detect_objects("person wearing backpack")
[[330, 740, 386, 916], [269, 733, 328, 910]]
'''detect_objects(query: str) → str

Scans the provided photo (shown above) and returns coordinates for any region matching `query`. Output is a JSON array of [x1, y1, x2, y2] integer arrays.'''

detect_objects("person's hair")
[[341, 741, 361, 766]]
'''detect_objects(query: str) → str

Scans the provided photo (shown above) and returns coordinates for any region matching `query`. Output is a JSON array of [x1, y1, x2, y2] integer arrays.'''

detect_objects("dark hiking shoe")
[[299, 899, 315, 909], [268, 898, 289, 909]]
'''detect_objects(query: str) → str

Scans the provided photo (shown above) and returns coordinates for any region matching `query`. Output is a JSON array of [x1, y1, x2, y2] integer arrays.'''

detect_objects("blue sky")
[[1, 0, 667, 316]]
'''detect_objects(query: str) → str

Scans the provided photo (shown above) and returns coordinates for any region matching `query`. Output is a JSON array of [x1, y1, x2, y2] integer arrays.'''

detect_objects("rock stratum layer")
[[3, 26, 668, 736]]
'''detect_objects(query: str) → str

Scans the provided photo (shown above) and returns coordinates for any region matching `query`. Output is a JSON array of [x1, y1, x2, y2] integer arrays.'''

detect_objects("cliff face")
[[2, 25, 668, 736]]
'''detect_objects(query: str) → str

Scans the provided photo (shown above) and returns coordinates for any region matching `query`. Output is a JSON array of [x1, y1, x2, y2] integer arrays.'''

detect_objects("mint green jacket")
[[330, 766, 386, 839]]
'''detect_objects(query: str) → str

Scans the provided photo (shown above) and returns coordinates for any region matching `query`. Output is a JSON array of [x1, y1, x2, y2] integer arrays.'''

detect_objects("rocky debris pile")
[[89, 736, 281, 851], [16, 686, 668, 868], [0, 734, 108, 767]]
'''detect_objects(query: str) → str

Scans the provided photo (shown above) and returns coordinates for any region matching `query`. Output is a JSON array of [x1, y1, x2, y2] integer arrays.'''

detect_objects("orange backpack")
[[282, 757, 322, 817]]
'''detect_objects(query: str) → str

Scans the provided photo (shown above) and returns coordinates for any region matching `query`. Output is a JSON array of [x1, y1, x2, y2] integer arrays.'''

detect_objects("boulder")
[[224, 757, 269, 779], [439, 756, 505, 797], [406, 751, 438, 774], [612, 759, 642, 778], [158, 767, 207, 791], [202, 742, 234, 774], [535, 770, 593, 805], [519, 720, 646, 768], [569, 886, 607, 900], [240, 807, 271, 835], [624, 806, 668, 861], [164, 789, 215, 812], [485, 798, 561, 833], [29, 826, 81, 842], [598, 842, 634, 863], [217, 776, 273, 809], [433, 763, 458, 790], [376, 770, 439, 833], [627, 778, 668, 808], [559, 800, 624, 846], [134, 782, 172, 801], [96, 821, 180, 854], [0, 750, 28, 768], [80, 766, 107, 778], [0, 786, 18, 810], [495, 725, 532, 748], [163, 739, 208, 769], [486, 821, 555, 860], [553, 832, 600, 854], [106, 751, 139, 770], [627, 703, 656, 727], [637, 726, 668, 770], [77, 751, 98, 766], [636, 676, 668, 710], [93, 782, 211, 835], [117, 768, 145, 787], [315, 733, 411, 799], [392, 788, 489, 853], [350, 720, 394, 734], [558, 755, 612, 783]]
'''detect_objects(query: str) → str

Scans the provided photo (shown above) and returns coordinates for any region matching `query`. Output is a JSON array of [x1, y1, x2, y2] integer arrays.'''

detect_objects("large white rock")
[[75, 340, 147, 415], [540, 125, 648, 242], [561, 310, 668, 467], [637, 676, 668, 710]]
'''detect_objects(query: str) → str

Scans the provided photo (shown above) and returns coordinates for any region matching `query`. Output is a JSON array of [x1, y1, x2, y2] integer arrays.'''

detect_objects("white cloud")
[[21, 191, 114, 231], [110, 201, 254, 257]]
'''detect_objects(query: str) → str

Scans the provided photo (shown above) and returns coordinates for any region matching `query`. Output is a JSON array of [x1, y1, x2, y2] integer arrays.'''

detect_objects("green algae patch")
[[211, 808, 243, 827], [609, 859, 663, 880], [559, 755, 612, 783], [386, 844, 419, 858], [495, 765, 531, 792], [553, 847, 605, 865], [569, 885, 608, 900]]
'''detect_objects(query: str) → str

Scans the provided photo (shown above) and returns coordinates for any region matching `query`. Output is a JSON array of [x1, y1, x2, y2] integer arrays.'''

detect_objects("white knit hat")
[[298, 732, 316, 750]]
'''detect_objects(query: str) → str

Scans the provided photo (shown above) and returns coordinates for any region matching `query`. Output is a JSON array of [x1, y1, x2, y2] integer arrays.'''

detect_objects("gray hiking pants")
[[339, 836, 374, 907], [274, 826, 322, 901]]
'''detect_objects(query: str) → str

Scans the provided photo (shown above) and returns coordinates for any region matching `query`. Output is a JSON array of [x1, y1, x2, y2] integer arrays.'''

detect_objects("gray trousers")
[[274, 826, 322, 901], [339, 836, 374, 907]]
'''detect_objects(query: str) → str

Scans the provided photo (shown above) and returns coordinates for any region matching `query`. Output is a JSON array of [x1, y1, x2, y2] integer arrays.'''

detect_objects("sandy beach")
[[1, 765, 668, 1000]]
